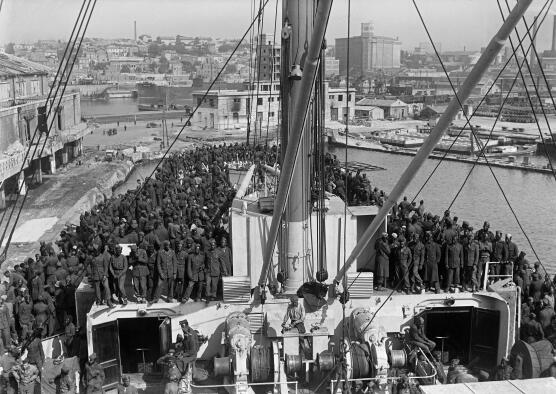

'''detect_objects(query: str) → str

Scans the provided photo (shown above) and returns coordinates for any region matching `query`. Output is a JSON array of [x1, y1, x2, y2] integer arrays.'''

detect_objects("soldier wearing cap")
[[85, 353, 105, 393], [184, 243, 205, 302], [179, 319, 200, 360], [109, 245, 128, 305], [374, 232, 390, 291], [130, 245, 149, 303], [153, 240, 177, 303]]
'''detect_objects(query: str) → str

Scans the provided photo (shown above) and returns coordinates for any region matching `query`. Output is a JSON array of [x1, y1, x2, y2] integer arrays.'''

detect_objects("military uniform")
[[130, 247, 149, 302], [184, 248, 205, 301], [153, 245, 177, 302]]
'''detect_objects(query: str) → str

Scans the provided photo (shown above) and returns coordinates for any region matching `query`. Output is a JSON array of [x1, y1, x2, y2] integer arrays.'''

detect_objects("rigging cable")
[[264, 0, 280, 145], [337, 0, 351, 392], [412, 0, 548, 268], [408, 0, 552, 204], [130, 0, 272, 204], [1, 0, 99, 257], [500, 0, 556, 182], [0, 0, 89, 232], [253, 0, 266, 145], [345, 0, 554, 351], [246, 0, 257, 145]]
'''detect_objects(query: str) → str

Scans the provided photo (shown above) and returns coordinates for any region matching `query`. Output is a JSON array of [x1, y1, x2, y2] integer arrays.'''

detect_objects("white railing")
[[482, 261, 514, 291]]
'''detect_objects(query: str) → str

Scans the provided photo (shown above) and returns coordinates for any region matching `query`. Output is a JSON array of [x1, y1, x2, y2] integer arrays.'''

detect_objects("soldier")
[[145, 244, 157, 301], [462, 234, 480, 292], [11, 358, 39, 394], [129, 245, 149, 303], [445, 237, 463, 292], [217, 237, 232, 276], [398, 238, 412, 294], [0, 296, 10, 354], [14, 289, 33, 342], [153, 240, 177, 303], [85, 353, 105, 394], [183, 244, 205, 302], [410, 234, 425, 293], [174, 242, 188, 301], [205, 238, 227, 301], [88, 249, 113, 308], [423, 231, 441, 293], [374, 232, 390, 291], [109, 245, 128, 305]]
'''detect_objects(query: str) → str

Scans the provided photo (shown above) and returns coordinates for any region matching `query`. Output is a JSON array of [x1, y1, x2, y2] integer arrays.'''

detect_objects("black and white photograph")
[[1, 0, 556, 392]]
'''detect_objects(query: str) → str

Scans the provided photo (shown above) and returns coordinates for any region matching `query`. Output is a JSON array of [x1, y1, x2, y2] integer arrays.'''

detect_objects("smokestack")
[[134, 21, 137, 42], [552, 15, 556, 52], [530, 18, 538, 69]]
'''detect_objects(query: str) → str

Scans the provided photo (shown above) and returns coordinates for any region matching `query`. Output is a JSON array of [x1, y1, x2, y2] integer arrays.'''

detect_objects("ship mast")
[[259, 0, 333, 291]]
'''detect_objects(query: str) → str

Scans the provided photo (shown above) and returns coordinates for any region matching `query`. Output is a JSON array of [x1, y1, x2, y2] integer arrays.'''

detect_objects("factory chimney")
[[552, 15, 556, 52], [530, 18, 538, 69], [134, 20, 137, 42]]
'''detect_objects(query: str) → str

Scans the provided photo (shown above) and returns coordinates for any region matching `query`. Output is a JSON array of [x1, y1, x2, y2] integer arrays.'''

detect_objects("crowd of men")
[[0, 139, 553, 392], [0, 142, 279, 393]]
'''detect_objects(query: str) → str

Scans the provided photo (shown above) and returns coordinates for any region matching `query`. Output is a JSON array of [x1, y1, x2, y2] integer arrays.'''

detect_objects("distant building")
[[356, 98, 408, 119], [192, 81, 280, 130], [420, 105, 464, 125], [335, 22, 401, 75], [325, 85, 356, 121], [324, 57, 340, 77], [354, 104, 384, 120], [108, 57, 145, 73], [0, 53, 88, 207], [256, 34, 280, 82]]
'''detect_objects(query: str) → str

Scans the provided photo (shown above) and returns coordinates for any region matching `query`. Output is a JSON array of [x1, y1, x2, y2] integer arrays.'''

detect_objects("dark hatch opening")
[[421, 306, 500, 369], [118, 317, 163, 374]]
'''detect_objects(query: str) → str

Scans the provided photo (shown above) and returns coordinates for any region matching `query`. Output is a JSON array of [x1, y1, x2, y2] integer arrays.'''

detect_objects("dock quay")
[[328, 139, 554, 175], [83, 109, 188, 124]]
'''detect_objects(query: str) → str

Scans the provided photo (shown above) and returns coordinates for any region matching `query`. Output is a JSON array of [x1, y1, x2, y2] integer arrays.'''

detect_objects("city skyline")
[[2, 0, 556, 52]]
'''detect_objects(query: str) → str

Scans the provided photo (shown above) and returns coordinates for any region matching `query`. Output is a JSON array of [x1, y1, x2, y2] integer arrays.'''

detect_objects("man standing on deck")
[[445, 237, 463, 292], [424, 232, 441, 293], [410, 234, 425, 293], [183, 244, 205, 302], [374, 232, 390, 291], [129, 245, 148, 303], [398, 238, 412, 294], [154, 241, 177, 303], [462, 233, 479, 292], [88, 248, 113, 308], [205, 239, 227, 301], [109, 245, 128, 305]]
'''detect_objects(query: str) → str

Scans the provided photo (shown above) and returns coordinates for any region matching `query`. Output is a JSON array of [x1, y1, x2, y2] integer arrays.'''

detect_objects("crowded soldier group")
[[374, 198, 528, 294], [0, 142, 279, 393]]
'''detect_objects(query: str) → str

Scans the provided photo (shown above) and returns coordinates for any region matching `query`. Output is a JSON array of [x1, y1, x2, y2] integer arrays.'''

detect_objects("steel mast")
[[258, 0, 333, 292]]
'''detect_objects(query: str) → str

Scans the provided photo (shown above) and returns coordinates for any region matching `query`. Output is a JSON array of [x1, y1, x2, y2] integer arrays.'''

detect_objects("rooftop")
[[356, 98, 407, 107], [0, 53, 51, 78]]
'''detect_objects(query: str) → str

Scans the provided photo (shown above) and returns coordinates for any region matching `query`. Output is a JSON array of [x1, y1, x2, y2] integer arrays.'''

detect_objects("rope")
[[499, 0, 556, 182], [130, 0, 272, 206], [0, 0, 89, 231], [2, 0, 99, 258], [409, 0, 552, 203], [0, 0, 94, 256]]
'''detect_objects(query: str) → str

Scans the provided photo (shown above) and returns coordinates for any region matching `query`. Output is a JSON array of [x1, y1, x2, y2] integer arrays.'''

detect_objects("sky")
[[1, 0, 556, 51]]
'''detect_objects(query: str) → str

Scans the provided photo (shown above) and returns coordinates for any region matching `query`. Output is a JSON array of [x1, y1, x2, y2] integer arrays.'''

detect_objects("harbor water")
[[329, 146, 556, 275], [81, 98, 139, 117]]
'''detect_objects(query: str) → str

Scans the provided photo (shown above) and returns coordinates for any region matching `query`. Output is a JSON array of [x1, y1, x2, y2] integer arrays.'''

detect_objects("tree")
[[158, 56, 169, 74], [5, 43, 15, 54], [181, 61, 195, 73], [148, 43, 162, 57]]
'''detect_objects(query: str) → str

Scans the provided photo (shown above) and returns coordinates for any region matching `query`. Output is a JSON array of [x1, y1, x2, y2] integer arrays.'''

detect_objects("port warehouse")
[[0, 53, 90, 206]]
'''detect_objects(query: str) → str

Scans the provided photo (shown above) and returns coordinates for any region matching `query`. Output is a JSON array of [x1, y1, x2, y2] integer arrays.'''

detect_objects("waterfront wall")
[[60, 160, 134, 226]]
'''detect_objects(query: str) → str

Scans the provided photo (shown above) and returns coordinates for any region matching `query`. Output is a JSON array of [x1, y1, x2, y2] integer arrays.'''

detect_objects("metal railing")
[[190, 380, 299, 392], [482, 261, 514, 291]]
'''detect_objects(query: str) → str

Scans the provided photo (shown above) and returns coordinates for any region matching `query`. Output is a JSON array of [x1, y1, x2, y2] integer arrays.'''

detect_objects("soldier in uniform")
[[398, 238, 412, 294], [153, 240, 177, 303], [88, 249, 113, 307], [174, 242, 188, 301], [85, 353, 105, 394], [129, 245, 149, 303], [205, 239, 227, 301], [445, 237, 463, 292], [423, 231, 441, 293], [109, 245, 128, 305], [184, 244, 205, 302]]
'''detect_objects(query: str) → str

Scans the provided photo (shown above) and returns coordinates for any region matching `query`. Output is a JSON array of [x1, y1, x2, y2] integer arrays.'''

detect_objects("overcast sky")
[[1, 0, 555, 51]]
